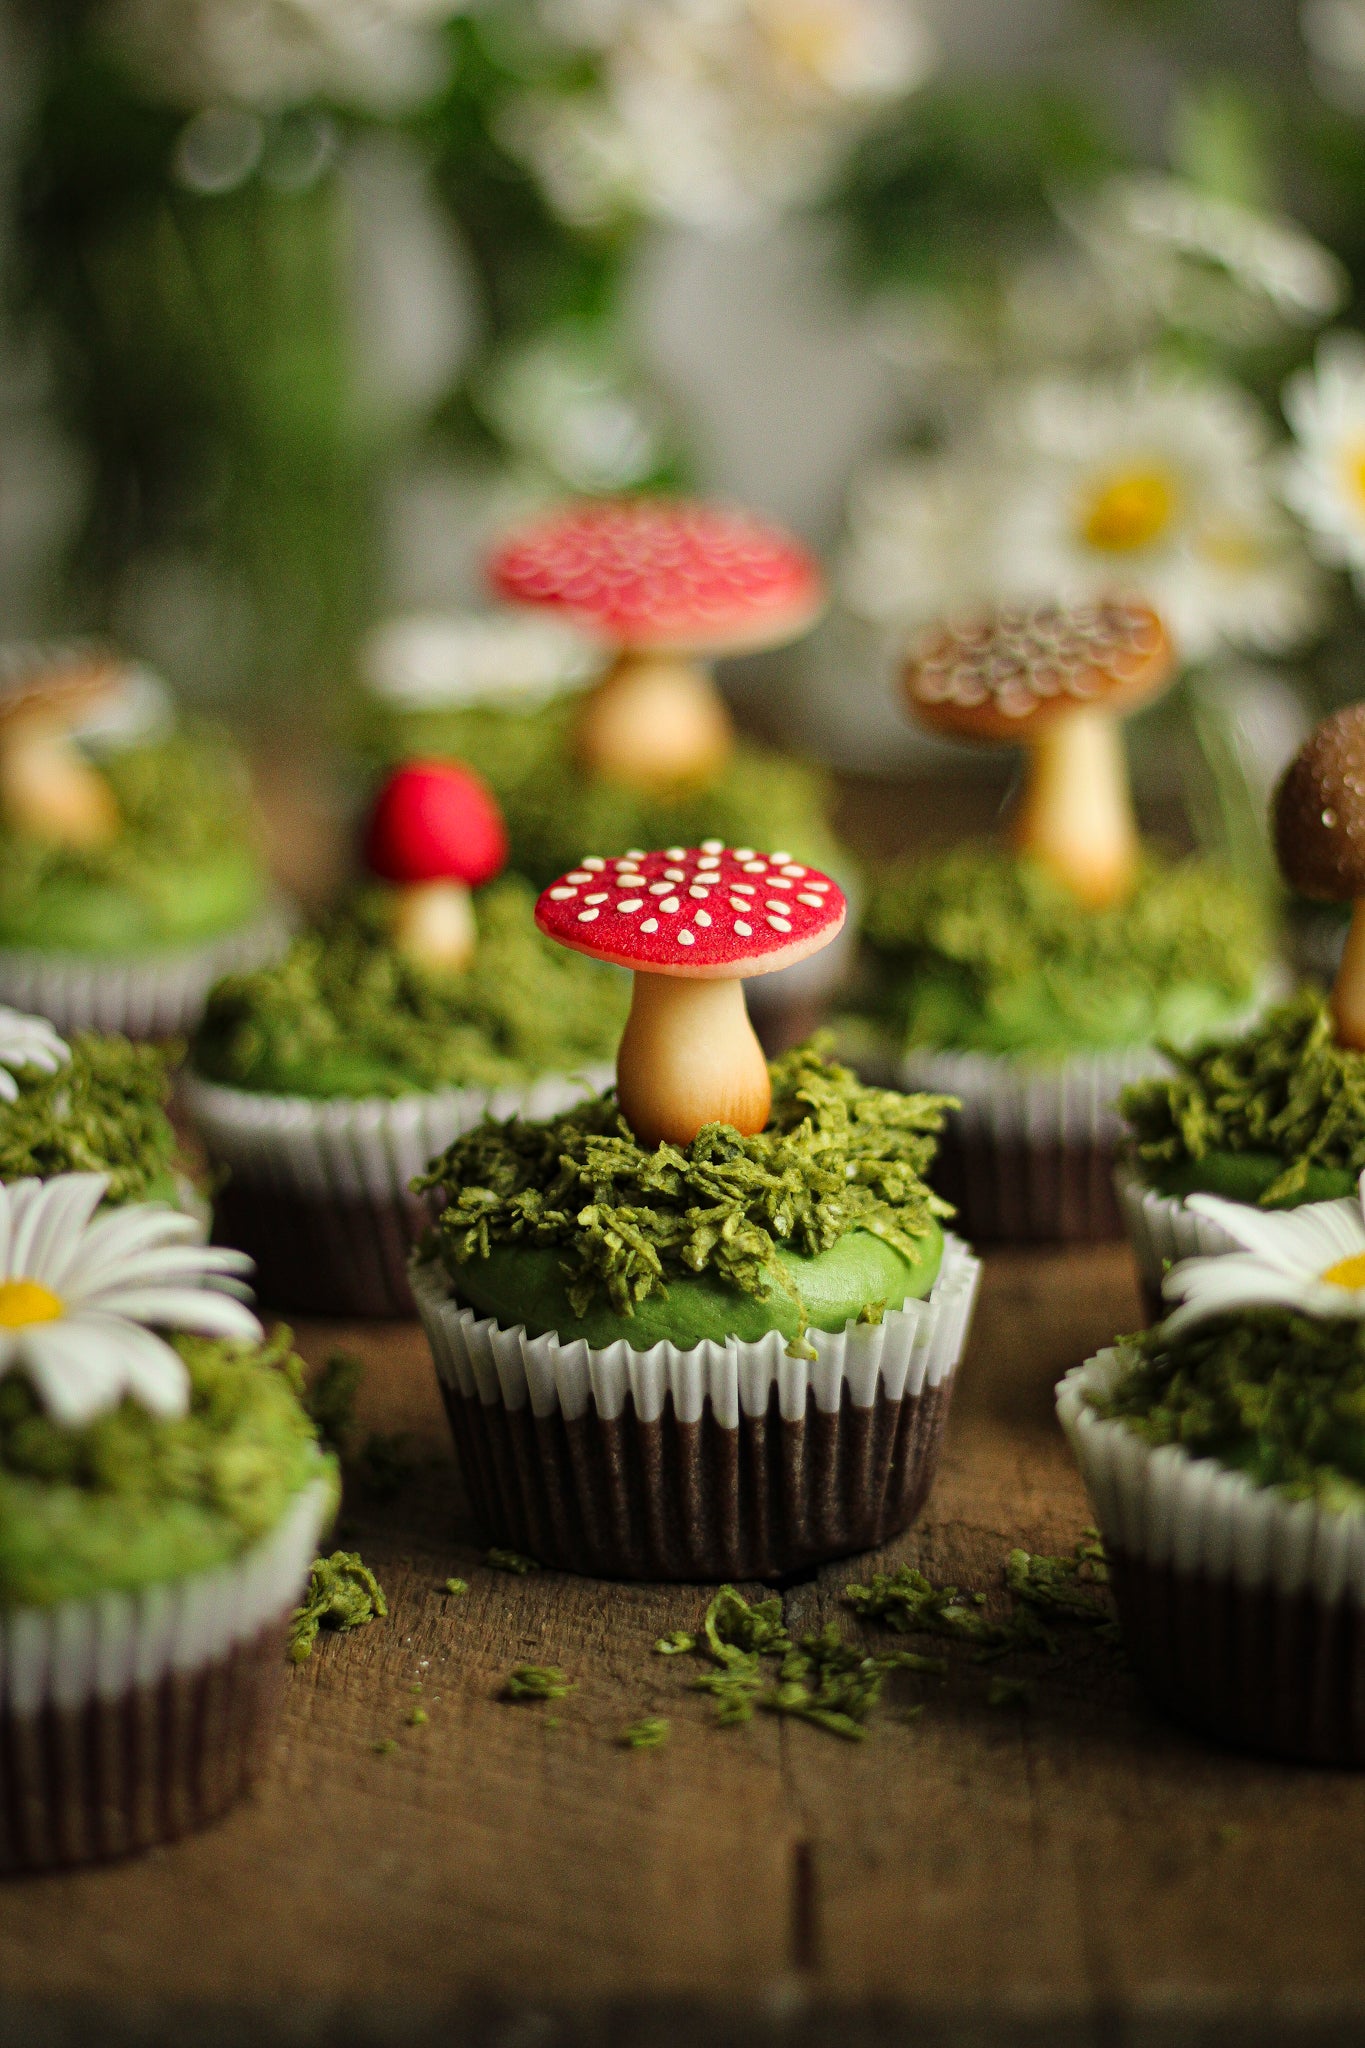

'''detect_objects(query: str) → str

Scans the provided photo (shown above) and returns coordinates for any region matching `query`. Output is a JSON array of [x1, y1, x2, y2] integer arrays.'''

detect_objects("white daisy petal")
[[89, 1287, 263, 1345], [21, 1174, 114, 1290], [71, 1315, 192, 1419], [1184, 1191, 1365, 1272], [18, 1322, 126, 1428]]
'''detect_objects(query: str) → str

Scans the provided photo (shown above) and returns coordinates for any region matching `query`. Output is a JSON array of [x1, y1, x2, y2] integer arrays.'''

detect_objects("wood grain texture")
[[5, 1246, 1365, 2047]]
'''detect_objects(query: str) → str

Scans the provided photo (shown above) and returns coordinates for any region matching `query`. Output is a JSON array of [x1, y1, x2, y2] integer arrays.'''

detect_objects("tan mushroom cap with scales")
[[1274, 702, 1365, 1047], [903, 598, 1175, 909], [0, 643, 124, 846]]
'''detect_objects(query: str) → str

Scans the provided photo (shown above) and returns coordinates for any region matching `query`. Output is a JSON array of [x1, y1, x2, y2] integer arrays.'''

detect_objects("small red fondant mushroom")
[[365, 760, 508, 972], [535, 842, 846, 1146], [488, 499, 825, 790], [0, 643, 126, 847]]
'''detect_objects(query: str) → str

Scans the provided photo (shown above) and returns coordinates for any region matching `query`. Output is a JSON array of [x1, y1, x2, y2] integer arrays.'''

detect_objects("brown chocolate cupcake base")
[[931, 1126, 1122, 1242], [212, 1180, 423, 1319], [414, 1238, 980, 1582], [1107, 1550, 1365, 1766]]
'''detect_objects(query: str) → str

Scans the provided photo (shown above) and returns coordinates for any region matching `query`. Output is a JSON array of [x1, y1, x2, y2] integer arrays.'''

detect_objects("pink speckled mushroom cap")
[[488, 500, 825, 657], [535, 843, 846, 981]]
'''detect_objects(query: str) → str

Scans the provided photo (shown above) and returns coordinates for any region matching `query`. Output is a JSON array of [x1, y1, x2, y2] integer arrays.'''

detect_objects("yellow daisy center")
[[1340, 442, 1365, 512], [0, 1277, 64, 1327], [1079, 468, 1178, 554], [1321, 1253, 1365, 1291], [757, 0, 849, 78]]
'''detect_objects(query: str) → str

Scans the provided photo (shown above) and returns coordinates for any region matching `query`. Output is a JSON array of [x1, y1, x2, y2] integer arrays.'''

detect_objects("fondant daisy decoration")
[[0, 1006, 69, 1102], [1162, 1177, 1365, 1333], [0, 1174, 261, 1425]]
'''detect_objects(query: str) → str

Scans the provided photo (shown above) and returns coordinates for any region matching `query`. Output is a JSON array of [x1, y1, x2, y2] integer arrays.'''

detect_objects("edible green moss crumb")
[[191, 874, 628, 1100], [407, 1706, 429, 1727], [620, 1717, 670, 1749], [654, 1630, 695, 1656], [444, 1576, 469, 1595], [372, 1738, 398, 1757], [288, 1550, 388, 1662], [304, 1352, 364, 1454], [0, 1033, 178, 1205], [502, 1664, 573, 1701], [845, 1540, 1116, 1660], [1121, 989, 1365, 1205], [0, 1327, 336, 1609], [1096, 1315, 1365, 1507], [487, 1547, 540, 1574], [860, 842, 1267, 1057], [366, 694, 842, 889], [422, 1040, 953, 1341]]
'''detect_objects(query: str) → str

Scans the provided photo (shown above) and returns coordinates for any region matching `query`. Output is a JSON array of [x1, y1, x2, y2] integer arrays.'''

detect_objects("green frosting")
[[0, 733, 266, 954], [191, 874, 629, 1099], [1096, 1313, 1365, 1511], [364, 695, 844, 888], [0, 1033, 179, 1206], [420, 1040, 953, 1348], [860, 843, 1269, 1059], [0, 1326, 338, 1608], [1122, 990, 1365, 1207]]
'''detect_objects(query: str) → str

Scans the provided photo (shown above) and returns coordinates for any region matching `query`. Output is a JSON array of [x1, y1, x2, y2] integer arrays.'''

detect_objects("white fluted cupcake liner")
[[1058, 1350, 1365, 1762], [0, 900, 295, 1040], [1116, 1169, 1245, 1319], [1, 1476, 332, 1870], [412, 1234, 981, 1580], [184, 1064, 614, 1317]]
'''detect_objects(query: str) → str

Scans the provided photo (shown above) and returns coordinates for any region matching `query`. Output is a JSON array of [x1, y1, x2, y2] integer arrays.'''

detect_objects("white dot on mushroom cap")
[[664, 867, 685, 882], [665, 846, 685, 859], [578, 909, 600, 922], [582, 857, 606, 870], [585, 892, 608, 904], [688, 885, 709, 899], [660, 896, 681, 913], [767, 915, 791, 932], [806, 881, 829, 893], [797, 892, 823, 908], [549, 887, 577, 900], [678, 930, 695, 945], [768, 877, 793, 890], [770, 851, 791, 864], [698, 856, 720, 870], [781, 865, 805, 878], [695, 910, 712, 927], [765, 900, 790, 914], [734, 848, 755, 861], [732, 884, 755, 897], [742, 861, 767, 874], [734, 920, 753, 937], [649, 882, 672, 895], [619, 899, 643, 913], [566, 871, 591, 884], [701, 839, 723, 853], [641, 918, 659, 933], [626, 848, 645, 858]]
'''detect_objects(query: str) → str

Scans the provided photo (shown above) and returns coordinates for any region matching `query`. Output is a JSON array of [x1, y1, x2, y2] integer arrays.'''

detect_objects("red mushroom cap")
[[535, 843, 846, 981], [365, 760, 508, 887], [487, 499, 825, 656]]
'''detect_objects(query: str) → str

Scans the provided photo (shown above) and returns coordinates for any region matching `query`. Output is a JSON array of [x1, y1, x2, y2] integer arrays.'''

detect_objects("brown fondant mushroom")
[[535, 843, 846, 1147], [1274, 704, 1365, 1047], [0, 644, 123, 847], [488, 499, 825, 790], [905, 599, 1174, 908]]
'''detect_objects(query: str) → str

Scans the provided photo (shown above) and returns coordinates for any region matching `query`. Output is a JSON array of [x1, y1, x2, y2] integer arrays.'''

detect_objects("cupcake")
[[410, 845, 981, 1581], [0, 1173, 336, 1869], [1058, 1181, 1365, 1763], [184, 761, 628, 1317], [1120, 705, 1365, 1311], [858, 600, 1272, 1241], [0, 645, 289, 1038]]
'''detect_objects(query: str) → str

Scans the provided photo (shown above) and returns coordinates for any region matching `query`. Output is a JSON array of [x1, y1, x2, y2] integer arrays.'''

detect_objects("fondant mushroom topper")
[[1274, 704, 1365, 1049], [0, 643, 127, 848], [487, 499, 825, 791], [536, 843, 846, 1147], [905, 599, 1175, 909], [365, 759, 508, 972]]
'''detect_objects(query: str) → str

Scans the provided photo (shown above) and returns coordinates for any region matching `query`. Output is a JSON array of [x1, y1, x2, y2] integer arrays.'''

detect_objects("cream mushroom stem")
[[1012, 705, 1139, 911], [574, 647, 735, 791], [0, 716, 118, 849], [616, 971, 770, 1150], [390, 877, 477, 973], [1332, 899, 1365, 1050]]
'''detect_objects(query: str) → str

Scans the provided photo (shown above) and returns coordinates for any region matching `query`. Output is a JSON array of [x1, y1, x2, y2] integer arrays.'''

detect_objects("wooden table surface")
[[5, 1238, 1365, 2048]]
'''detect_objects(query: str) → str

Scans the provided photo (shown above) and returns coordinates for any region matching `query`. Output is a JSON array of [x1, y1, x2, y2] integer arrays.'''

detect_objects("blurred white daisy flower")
[[513, 0, 935, 231], [1283, 331, 1365, 595], [0, 1009, 68, 1104], [1162, 1178, 1365, 1334], [992, 364, 1321, 663], [0, 1174, 260, 1426], [1064, 175, 1347, 347], [363, 611, 602, 711], [839, 454, 998, 632], [1303, 0, 1365, 112], [106, 0, 468, 116]]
